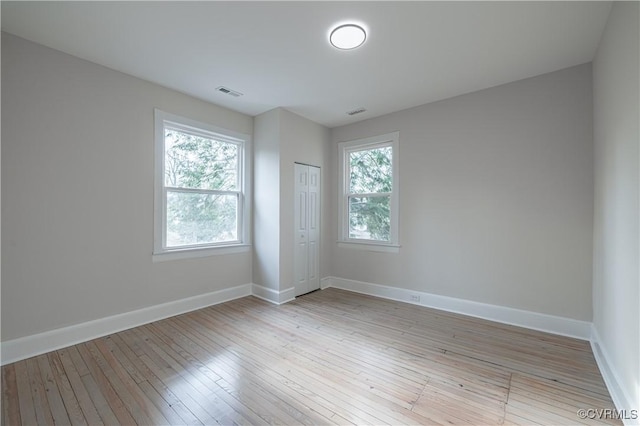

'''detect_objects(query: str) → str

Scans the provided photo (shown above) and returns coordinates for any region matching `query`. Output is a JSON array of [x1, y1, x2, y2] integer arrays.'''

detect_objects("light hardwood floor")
[[1, 288, 621, 425]]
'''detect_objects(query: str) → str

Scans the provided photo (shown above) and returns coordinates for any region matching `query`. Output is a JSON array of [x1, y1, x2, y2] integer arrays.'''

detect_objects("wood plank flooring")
[[1, 288, 621, 425]]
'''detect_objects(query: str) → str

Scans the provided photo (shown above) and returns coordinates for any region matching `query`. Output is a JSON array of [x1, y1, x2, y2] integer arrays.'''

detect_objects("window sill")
[[153, 244, 251, 262], [337, 241, 400, 253]]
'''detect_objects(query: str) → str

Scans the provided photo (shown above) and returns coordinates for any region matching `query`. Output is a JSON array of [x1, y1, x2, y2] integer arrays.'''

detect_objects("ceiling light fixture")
[[329, 24, 366, 50]]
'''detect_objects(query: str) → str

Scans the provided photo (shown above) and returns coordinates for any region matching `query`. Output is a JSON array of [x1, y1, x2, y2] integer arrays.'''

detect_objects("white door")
[[294, 163, 320, 296]]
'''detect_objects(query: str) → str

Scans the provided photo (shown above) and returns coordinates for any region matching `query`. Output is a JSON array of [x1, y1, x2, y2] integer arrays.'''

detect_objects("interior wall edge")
[[0, 283, 252, 366], [320, 276, 592, 340], [251, 283, 295, 305], [590, 325, 639, 425]]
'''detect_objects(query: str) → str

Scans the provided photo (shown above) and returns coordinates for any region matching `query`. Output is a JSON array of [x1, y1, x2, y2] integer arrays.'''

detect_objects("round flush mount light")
[[329, 24, 367, 50]]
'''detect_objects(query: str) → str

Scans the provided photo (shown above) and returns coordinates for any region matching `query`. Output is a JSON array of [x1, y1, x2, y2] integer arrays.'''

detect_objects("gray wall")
[[253, 109, 281, 291], [278, 109, 331, 288], [330, 64, 594, 321], [2, 34, 254, 340], [4, 20, 629, 398], [252, 108, 331, 293], [592, 1, 639, 410]]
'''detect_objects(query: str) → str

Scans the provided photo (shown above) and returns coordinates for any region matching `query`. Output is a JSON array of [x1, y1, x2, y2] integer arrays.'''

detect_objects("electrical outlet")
[[410, 294, 420, 303]]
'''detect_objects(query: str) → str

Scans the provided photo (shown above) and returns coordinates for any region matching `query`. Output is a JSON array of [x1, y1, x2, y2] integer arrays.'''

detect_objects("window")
[[154, 109, 250, 260], [338, 132, 399, 251]]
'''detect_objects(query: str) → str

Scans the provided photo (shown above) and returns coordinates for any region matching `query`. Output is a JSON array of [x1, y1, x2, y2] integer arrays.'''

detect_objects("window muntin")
[[154, 110, 249, 256], [339, 132, 399, 247]]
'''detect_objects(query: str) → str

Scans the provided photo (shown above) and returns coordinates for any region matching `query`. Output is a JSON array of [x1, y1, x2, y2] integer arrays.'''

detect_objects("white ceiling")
[[2, 1, 612, 128]]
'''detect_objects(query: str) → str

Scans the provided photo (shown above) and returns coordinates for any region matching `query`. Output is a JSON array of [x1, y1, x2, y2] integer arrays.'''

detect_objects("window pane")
[[349, 146, 392, 194], [165, 128, 238, 191], [166, 191, 237, 247], [348, 196, 390, 241]]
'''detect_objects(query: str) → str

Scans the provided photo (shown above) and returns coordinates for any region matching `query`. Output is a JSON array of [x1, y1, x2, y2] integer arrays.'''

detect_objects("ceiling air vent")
[[346, 107, 367, 116], [216, 86, 243, 97]]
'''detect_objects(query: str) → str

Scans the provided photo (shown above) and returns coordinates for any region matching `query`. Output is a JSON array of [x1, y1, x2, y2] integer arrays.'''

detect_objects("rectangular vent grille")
[[216, 86, 243, 97], [346, 108, 367, 116]]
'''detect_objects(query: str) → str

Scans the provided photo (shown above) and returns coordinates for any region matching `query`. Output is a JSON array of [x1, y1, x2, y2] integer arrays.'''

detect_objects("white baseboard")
[[252, 283, 295, 305], [1, 283, 252, 365], [3, 275, 633, 422], [323, 277, 636, 423], [321, 276, 592, 340], [590, 326, 639, 425]]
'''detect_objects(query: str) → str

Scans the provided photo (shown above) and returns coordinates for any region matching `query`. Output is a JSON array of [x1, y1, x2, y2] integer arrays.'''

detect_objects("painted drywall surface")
[[252, 108, 331, 294], [0, 32, 3, 335], [593, 1, 639, 410], [278, 109, 331, 290], [1, 34, 254, 340], [252, 109, 282, 291], [331, 64, 594, 321]]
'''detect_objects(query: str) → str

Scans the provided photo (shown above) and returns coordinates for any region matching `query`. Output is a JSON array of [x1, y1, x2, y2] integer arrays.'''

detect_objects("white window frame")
[[153, 109, 251, 261], [338, 131, 400, 252]]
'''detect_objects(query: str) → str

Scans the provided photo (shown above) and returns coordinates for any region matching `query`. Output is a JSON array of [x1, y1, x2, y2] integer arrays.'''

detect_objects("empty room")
[[1, 1, 638, 425]]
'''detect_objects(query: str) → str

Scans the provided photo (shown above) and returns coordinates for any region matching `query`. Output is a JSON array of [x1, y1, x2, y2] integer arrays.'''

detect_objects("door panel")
[[309, 241, 317, 281], [294, 163, 320, 297], [294, 164, 309, 296], [298, 191, 307, 231], [307, 166, 320, 292]]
